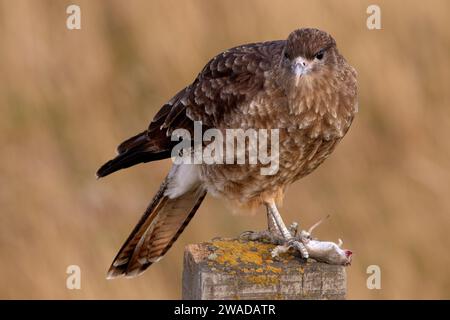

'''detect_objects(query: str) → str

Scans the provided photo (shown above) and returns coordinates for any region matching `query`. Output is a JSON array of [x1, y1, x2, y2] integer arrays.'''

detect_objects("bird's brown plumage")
[[98, 28, 358, 278]]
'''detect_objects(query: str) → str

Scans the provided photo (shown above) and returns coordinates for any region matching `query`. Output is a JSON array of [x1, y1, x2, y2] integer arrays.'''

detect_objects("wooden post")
[[182, 238, 347, 300]]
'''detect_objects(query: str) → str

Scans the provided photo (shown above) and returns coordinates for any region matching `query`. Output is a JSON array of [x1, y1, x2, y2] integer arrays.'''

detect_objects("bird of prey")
[[97, 28, 358, 278]]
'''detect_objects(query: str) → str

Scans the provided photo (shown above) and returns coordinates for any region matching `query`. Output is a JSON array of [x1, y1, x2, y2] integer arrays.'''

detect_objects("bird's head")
[[280, 28, 339, 86]]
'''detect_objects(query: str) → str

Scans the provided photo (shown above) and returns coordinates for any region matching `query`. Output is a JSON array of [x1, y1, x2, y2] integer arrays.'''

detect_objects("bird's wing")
[[97, 40, 285, 177], [160, 40, 285, 133]]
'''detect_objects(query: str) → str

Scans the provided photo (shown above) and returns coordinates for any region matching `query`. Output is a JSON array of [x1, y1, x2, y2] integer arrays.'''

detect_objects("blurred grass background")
[[1, 0, 449, 299]]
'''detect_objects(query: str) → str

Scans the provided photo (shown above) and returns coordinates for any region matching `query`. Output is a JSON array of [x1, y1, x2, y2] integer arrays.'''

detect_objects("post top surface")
[[186, 238, 345, 276]]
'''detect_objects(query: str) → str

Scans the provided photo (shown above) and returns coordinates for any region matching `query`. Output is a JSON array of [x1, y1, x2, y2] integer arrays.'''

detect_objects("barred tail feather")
[[107, 167, 206, 279]]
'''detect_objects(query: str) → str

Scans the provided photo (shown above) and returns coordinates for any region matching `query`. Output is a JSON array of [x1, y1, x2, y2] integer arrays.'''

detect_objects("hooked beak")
[[292, 57, 311, 85]]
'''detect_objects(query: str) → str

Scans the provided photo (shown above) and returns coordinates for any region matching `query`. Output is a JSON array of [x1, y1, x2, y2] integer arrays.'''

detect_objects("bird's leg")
[[266, 201, 309, 259], [267, 206, 283, 236], [266, 201, 292, 239]]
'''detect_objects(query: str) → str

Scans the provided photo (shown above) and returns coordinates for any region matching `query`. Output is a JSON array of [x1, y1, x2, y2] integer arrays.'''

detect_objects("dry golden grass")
[[1, 0, 450, 299]]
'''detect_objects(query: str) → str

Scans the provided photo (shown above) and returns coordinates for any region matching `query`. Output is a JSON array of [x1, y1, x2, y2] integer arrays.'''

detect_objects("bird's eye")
[[315, 50, 325, 60], [284, 50, 290, 59]]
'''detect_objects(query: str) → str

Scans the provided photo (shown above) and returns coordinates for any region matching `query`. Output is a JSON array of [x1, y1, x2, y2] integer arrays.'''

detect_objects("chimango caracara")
[[97, 28, 358, 278]]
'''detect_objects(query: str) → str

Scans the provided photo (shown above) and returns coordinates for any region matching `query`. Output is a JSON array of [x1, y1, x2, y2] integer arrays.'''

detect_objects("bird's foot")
[[239, 221, 299, 240], [239, 222, 309, 259], [240, 218, 353, 266], [239, 230, 284, 245], [271, 238, 309, 260]]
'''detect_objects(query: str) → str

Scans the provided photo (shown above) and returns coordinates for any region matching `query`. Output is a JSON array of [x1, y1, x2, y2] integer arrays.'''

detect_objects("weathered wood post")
[[182, 238, 347, 300]]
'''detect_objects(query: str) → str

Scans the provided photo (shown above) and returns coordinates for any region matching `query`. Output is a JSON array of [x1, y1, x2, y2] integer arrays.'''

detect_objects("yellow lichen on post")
[[182, 238, 347, 300], [206, 239, 292, 271]]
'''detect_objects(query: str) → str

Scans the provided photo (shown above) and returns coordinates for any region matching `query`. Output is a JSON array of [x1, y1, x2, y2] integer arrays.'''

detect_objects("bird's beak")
[[293, 57, 311, 86]]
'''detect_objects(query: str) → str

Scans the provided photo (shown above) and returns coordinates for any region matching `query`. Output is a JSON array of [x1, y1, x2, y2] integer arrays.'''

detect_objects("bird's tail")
[[107, 166, 206, 279]]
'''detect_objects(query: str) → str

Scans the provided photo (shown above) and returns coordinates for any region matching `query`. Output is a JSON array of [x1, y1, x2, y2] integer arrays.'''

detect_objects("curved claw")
[[289, 240, 309, 259], [271, 244, 290, 258], [271, 239, 309, 260], [238, 230, 255, 240], [238, 230, 284, 243]]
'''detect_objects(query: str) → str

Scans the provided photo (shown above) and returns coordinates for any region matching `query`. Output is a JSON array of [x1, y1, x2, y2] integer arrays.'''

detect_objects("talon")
[[238, 231, 254, 240], [288, 222, 299, 236], [271, 244, 290, 258], [289, 240, 309, 259], [271, 239, 309, 259], [238, 230, 284, 244]]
